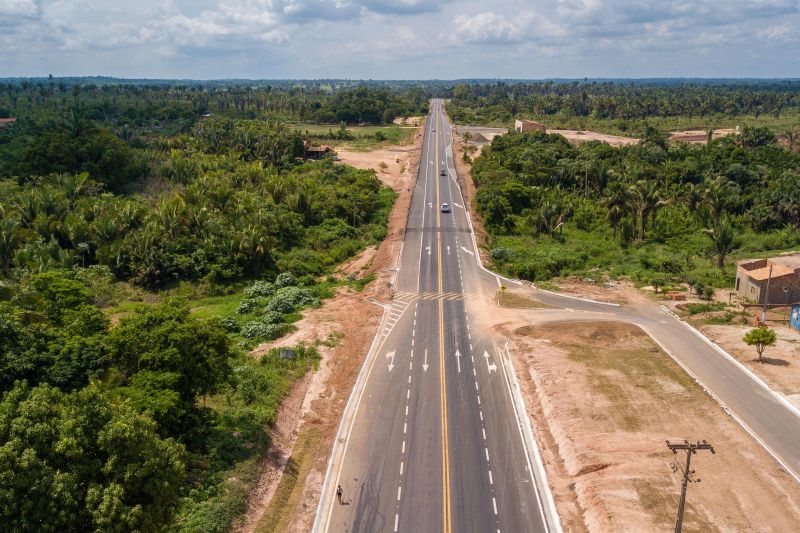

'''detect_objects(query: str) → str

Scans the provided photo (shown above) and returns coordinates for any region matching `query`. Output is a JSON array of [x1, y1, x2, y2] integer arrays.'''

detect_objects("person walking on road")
[[336, 485, 343, 504]]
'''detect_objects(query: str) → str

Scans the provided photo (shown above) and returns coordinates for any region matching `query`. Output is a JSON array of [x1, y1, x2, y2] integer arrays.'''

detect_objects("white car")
[[440, 203, 451, 213]]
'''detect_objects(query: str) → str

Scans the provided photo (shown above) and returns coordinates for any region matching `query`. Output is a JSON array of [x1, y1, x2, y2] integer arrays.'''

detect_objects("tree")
[[743, 327, 777, 362], [703, 217, 738, 268], [603, 181, 629, 240], [0, 382, 186, 531]]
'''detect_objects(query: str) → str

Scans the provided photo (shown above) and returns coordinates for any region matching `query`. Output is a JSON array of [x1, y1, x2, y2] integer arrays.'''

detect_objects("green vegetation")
[[293, 123, 417, 149], [446, 81, 800, 140], [0, 82, 402, 531], [743, 327, 778, 362], [470, 126, 800, 289]]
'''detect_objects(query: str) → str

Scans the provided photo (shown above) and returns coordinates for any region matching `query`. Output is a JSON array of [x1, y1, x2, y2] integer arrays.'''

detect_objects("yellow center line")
[[435, 101, 452, 533]]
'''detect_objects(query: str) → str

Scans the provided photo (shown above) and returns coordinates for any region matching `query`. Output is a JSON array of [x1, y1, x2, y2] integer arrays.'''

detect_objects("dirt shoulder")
[[506, 320, 800, 532], [236, 125, 424, 533]]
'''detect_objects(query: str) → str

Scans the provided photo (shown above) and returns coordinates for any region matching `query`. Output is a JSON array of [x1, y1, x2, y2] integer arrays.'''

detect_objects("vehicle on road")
[[440, 203, 451, 213], [440, 168, 447, 176]]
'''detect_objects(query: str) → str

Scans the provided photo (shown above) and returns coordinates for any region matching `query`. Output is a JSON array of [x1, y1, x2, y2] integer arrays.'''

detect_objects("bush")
[[220, 317, 240, 333], [274, 272, 297, 288], [266, 286, 318, 314], [236, 298, 265, 315], [240, 321, 288, 341], [244, 281, 276, 299]]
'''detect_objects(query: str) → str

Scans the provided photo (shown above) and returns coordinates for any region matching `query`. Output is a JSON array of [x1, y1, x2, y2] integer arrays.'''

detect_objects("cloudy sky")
[[1, 0, 799, 79]]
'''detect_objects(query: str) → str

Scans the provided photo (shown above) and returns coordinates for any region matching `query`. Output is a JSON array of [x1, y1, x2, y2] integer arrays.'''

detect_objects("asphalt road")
[[322, 101, 554, 532], [317, 100, 800, 533]]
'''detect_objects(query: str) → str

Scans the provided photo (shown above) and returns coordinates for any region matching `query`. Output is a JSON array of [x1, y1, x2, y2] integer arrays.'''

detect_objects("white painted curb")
[[500, 338, 563, 533]]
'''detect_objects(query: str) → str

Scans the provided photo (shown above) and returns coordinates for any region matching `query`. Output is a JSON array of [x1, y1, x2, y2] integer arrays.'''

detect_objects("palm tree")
[[603, 182, 629, 240], [0, 219, 21, 274], [703, 217, 738, 268], [703, 176, 739, 226]]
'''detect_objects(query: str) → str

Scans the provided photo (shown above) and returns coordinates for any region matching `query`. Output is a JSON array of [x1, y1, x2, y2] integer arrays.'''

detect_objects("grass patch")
[[496, 290, 550, 308], [254, 429, 320, 533], [563, 324, 700, 432], [680, 302, 727, 315], [632, 479, 715, 532], [292, 124, 416, 150]]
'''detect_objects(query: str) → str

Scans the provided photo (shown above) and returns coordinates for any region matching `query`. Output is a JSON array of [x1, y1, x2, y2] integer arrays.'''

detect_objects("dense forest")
[[0, 84, 403, 531], [0, 82, 429, 133], [471, 125, 800, 294], [447, 81, 800, 135]]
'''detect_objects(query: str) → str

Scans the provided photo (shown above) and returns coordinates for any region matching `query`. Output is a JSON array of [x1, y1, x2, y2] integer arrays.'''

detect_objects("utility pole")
[[762, 264, 773, 325], [666, 440, 715, 533]]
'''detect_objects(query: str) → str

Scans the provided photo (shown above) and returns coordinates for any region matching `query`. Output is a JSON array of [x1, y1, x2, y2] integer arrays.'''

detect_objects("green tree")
[[703, 217, 738, 269], [742, 326, 777, 362], [0, 382, 185, 531]]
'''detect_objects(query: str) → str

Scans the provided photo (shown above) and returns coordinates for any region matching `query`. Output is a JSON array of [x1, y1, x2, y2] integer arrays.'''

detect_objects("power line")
[[666, 440, 715, 533]]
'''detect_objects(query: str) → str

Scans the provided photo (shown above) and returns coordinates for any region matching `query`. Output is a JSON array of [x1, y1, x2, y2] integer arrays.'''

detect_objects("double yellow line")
[[434, 101, 452, 533]]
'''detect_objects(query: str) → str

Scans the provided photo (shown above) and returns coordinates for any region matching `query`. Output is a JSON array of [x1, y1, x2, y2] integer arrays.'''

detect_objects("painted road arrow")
[[422, 348, 429, 372], [453, 202, 464, 209], [483, 350, 497, 374], [386, 349, 396, 372], [460, 246, 474, 256], [455, 349, 462, 373]]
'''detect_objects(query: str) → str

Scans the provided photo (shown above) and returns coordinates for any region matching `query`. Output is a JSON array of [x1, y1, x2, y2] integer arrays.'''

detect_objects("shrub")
[[240, 321, 288, 341], [266, 286, 319, 315], [220, 317, 240, 333], [236, 298, 264, 315], [244, 281, 276, 299], [274, 272, 297, 288]]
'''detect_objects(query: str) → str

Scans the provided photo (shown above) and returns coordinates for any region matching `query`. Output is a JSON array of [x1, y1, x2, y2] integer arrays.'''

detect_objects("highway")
[[315, 100, 800, 533], [319, 100, 556, 532]]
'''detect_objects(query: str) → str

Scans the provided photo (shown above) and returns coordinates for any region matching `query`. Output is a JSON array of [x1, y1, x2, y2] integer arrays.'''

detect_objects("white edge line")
[[658, 305, 800, 421], [639, 323, 800, 484], [313, 113, 431, 533], [499, 339, 562, 533]]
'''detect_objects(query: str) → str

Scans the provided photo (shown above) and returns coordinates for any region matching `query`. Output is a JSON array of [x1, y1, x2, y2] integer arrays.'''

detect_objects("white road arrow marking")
[[484, 350, 497, 374], [453, 202, 464, 209], [460, 246, 474, 256], [428, 202, 432, 208], [455, 349, 462, 373], [425, 245, 431, 256], [386, 349, 396, 372], [422, 348, 429, 372], [446, 245, 451, 255]]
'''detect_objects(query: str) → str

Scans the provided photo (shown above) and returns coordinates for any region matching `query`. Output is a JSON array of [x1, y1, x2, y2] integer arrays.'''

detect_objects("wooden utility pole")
[[762, 264, 773, 325], [666, 440, 715, 533]]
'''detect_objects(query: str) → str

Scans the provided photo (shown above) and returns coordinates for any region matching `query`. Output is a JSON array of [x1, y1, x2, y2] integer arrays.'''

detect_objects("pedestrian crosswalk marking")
[[393, 290, 478, 303]]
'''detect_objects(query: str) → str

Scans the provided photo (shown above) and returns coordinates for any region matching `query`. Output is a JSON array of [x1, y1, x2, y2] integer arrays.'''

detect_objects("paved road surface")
[[315, 100, 800, 533]]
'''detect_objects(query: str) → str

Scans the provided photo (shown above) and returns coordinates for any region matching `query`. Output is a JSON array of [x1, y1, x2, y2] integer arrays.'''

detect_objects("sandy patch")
[[697, 323, 800, 396], [669, 128, 738, 144], [507, 321, 800, 532], [547, 129, 640, 147], [237, 123, 424, 533], [539, 277, 653, 306], [393, 116, 423, 127]]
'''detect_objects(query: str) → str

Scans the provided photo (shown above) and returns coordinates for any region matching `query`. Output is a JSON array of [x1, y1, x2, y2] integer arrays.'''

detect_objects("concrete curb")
[[500, 338, 563, 533]]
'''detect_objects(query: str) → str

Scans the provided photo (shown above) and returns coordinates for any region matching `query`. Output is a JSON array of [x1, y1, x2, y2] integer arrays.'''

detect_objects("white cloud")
[[0, 0, 799, 78], [454, 12, 521, 43]]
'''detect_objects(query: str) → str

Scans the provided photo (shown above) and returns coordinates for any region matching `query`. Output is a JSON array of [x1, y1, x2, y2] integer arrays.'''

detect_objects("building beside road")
[[735, 255, 800, 305], [303, 141, 333, 160], [0, 118, 17, 129], [514, 119, 546, 133]]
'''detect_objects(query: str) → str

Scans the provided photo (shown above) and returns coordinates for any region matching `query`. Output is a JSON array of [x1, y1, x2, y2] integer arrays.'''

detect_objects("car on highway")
[[440, 168, 447, 176], [440, 203, 451, 213]]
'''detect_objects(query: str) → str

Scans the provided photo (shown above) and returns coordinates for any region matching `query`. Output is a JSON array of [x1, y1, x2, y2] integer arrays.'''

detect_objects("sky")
[[1, 0, 799, 79]]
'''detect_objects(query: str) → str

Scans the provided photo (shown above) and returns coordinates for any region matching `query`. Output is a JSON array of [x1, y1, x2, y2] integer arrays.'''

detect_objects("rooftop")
[[747, 264, 796, 281]]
